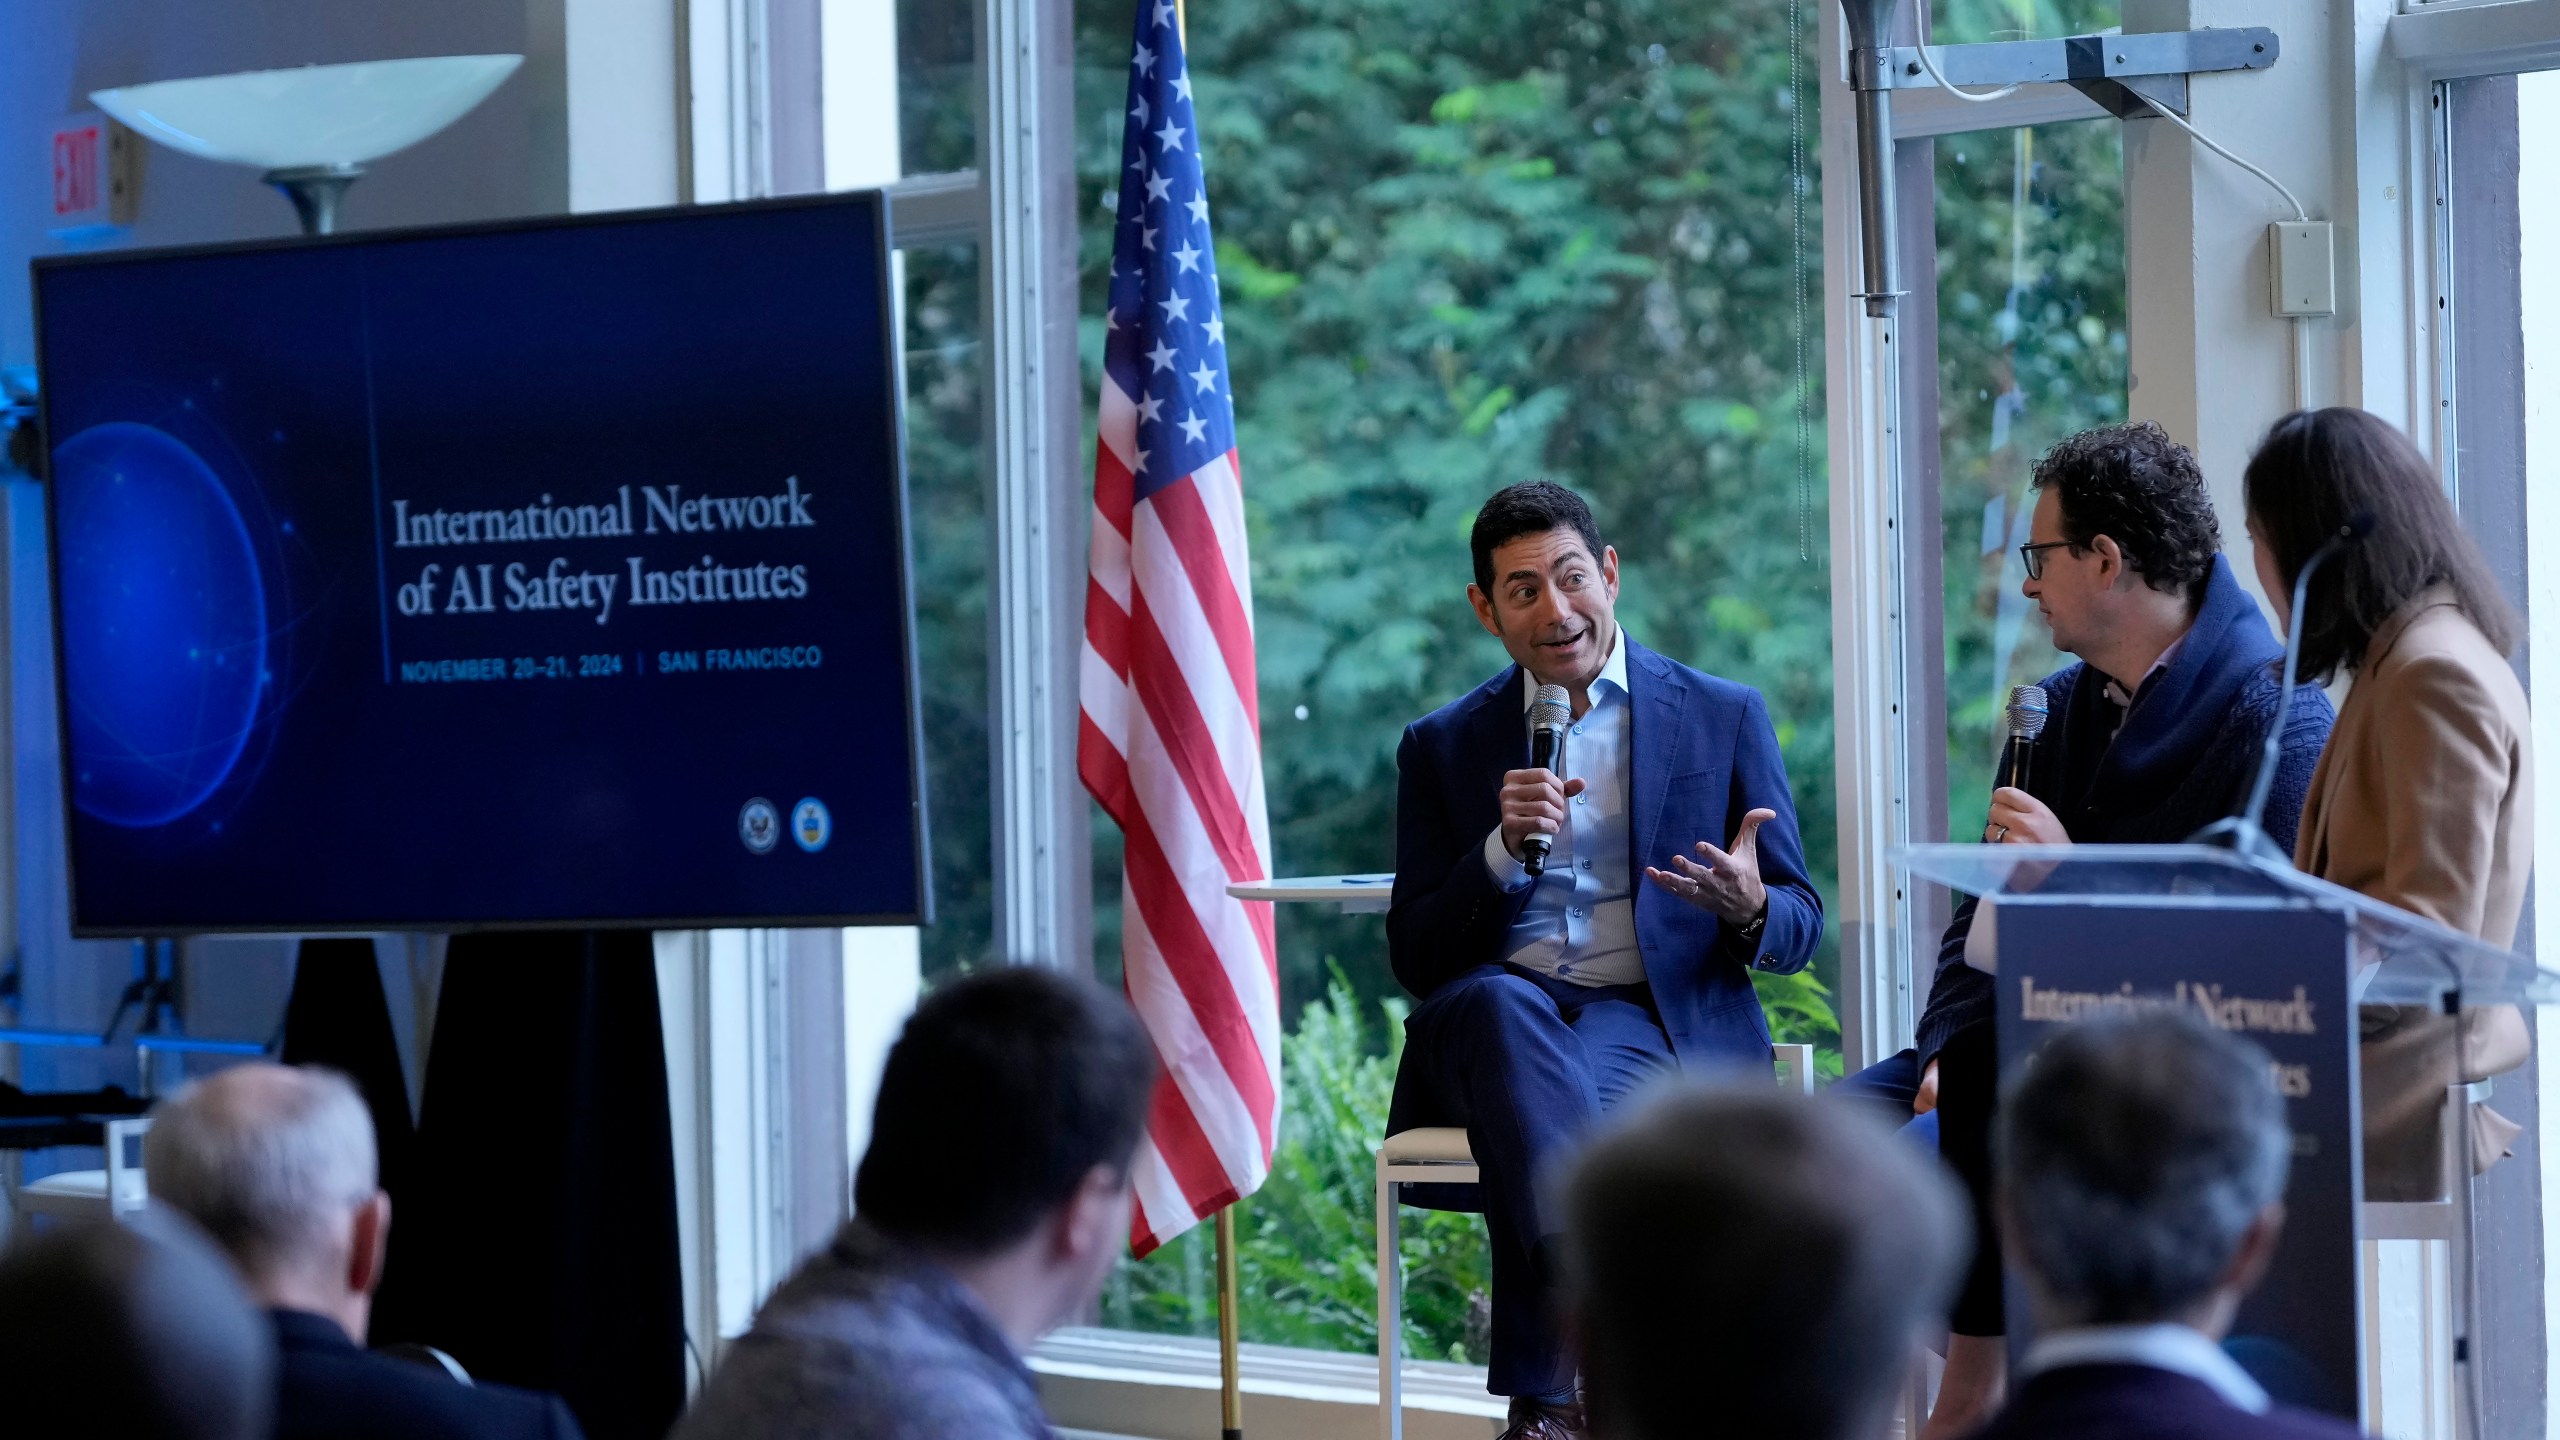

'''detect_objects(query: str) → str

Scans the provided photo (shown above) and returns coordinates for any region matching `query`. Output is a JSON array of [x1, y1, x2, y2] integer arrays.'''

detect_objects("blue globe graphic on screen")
[[53, 421, 269, 828]]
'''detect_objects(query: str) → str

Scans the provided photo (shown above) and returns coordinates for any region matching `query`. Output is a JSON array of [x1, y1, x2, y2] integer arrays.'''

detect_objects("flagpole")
[[1174, 5, 1244, 1428], [1216, 1203, 1243, 1440]]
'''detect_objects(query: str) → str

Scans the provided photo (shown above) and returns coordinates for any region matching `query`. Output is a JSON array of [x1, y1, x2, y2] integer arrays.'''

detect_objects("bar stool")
[[1373, 1044, 1816, 1440]]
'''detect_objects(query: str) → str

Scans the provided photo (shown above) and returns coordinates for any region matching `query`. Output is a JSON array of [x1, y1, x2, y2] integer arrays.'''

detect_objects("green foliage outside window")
[[1071, 0, 1844, 1032], [1071, 0, 1852, 1351], [1103, 970, 1495, 1359], [1934, 122, 2129, 837], [883, 0, 2129, 1362]]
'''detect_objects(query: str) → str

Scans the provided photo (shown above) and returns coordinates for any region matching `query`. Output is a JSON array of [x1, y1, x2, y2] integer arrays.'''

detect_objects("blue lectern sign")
[[1997, 900, 2362, 1420]]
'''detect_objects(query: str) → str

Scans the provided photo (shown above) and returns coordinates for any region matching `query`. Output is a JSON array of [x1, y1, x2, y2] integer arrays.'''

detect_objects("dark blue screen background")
[[32, 197, 922, 932]]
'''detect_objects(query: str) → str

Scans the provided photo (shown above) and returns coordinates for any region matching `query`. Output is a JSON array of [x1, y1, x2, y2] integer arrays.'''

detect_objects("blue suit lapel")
[[1627, 641, 1683, 866], [1465, 664, 1525, 793]]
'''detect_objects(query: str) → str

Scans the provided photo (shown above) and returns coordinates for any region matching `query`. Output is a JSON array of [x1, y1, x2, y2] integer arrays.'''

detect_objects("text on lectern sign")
[[1997, 900, 2362, 1423]]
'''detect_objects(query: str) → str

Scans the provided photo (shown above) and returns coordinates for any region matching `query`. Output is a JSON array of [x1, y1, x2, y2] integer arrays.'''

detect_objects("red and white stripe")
[[1081, 370, 1279, 1257]]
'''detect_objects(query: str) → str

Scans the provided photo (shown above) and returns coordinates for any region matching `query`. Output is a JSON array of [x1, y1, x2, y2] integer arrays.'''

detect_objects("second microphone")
[[1524, 683, 1572, 876]]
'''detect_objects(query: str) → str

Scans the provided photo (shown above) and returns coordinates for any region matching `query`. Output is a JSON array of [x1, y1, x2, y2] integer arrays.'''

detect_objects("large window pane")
[[1934, 122, 2126, 841], [2444, 66, 2559, 1434], [903, 246, 995, 979], [1930, 0, 2118, 47], [1077, 0, 1834, 1357], [896, 0, 977, 176]]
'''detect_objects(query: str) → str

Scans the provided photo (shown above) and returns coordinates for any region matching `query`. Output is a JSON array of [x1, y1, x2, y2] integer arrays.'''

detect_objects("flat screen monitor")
[[30, 194, 926, 934]]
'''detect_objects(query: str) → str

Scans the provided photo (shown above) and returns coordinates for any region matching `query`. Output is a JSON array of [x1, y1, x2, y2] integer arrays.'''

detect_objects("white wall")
[[0, 0, 559, 373], [2122, 0, 2347, 600]]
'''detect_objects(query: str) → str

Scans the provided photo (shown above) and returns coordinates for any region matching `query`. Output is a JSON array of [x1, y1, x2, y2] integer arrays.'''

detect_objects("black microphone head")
[[2004, 684, 2049, 742], [1528, 684, 1571, 734]]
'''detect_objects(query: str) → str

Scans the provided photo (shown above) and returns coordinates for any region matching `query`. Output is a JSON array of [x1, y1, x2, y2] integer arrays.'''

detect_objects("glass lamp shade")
[[91, 55, 522, 172]]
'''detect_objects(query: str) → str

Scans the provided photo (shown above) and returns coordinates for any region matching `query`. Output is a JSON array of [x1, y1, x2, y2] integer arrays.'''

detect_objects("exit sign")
[[50, 113, 133, 233]]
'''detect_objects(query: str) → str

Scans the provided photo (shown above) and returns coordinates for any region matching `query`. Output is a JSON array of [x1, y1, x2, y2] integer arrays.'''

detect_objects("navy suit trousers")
[[1402, 962, 1676, 1399]]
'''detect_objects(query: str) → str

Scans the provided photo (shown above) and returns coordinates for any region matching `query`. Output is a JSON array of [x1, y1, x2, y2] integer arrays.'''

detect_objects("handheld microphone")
[[2191, 510, 2377, 862], [1996, 684, 2049, 797], [1524, 684, 1571, 877]]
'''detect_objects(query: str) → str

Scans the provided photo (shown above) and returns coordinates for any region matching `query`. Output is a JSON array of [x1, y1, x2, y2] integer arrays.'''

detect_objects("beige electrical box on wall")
[[2269, 221, 2336, 317]]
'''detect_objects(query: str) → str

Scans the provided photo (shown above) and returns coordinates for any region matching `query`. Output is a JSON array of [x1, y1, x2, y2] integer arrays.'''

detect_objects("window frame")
[[1818, 1, 2127, 1071]]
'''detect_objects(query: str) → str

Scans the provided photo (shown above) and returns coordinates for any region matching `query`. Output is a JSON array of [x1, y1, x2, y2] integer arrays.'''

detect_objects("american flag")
[[1079, 0, 1279, 1256]]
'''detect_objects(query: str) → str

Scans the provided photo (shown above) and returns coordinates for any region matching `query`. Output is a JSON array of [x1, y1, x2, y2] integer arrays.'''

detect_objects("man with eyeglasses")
[[1838, 420, 2337, 1439]]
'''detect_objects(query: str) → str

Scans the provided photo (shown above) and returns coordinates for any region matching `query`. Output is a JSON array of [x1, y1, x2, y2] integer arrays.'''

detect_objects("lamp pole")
[[264, 164, 365, 236]]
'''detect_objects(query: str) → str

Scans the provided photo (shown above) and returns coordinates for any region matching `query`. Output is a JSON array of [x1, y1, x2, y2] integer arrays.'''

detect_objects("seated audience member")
[[0, 1209, 275, 1440], [146, 1063, 585, 1440], [673, 965, 1157, 1440], [1836, 420, 2334, 1438], [1562, 1086, 1966, 1440], [1973, 1013, 2360, 1440]]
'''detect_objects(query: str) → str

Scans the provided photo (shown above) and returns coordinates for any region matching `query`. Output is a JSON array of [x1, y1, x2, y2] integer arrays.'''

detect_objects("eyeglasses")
[[2017, 540, 2081, 581]]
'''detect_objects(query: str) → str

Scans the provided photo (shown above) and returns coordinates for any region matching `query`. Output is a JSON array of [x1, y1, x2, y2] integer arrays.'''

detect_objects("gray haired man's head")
[[145, 1063, 380, 1289], [1564, 1086, 1968, 1440], [1998, 1013, 2292, 1330]]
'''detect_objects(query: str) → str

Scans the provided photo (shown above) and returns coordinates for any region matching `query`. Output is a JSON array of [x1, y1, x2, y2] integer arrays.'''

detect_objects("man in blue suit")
[[1387, 481, 1824, 1440]]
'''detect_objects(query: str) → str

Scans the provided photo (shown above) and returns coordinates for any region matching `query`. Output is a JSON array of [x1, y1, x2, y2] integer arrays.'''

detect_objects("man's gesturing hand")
[[1645, 807, 1776, 925], [1500, 768, 1586, 862]]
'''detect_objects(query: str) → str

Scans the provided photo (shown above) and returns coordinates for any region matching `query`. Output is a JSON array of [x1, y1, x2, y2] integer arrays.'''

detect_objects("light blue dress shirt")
[[1480, 631, 1645, 987]]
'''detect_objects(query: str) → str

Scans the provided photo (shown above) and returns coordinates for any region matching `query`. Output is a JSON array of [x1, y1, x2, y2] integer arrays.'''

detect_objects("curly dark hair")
[[2030, 421, 2220, 605]]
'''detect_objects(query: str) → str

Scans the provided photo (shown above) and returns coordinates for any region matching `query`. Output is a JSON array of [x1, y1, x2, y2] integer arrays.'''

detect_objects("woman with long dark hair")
[[2243, 406, 2532, 1193]]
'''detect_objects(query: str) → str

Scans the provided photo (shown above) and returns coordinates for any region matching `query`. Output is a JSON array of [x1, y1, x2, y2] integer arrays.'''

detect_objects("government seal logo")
[[738, 797, 780, 854], [791, 797, 832, 853]]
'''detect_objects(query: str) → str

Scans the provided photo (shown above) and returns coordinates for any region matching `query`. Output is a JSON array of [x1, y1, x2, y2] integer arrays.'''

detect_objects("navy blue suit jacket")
[[271, 1309, 586, 1440], [1385, 638, 1822, 1126], [1965, 1365, 2363, 1440]]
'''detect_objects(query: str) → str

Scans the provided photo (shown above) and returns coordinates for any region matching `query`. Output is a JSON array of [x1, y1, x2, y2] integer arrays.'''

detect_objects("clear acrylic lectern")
[[1891, 842, 2558, 1426]]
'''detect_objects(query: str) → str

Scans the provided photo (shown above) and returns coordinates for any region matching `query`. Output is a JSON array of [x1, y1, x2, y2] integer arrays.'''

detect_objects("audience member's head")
[[2243, 405, 2518, 680], [0, 1209, 276, 1440], [145, 1062, 390, 1342], [1563, 1086, 1967, 1440], [1999, 1013, 2290, 1337], [854, 965, 1156, 1343]]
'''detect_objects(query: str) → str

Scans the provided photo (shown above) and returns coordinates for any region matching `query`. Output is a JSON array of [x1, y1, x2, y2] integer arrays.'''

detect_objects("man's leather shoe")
[[1498, 1395, 1587, 1440]]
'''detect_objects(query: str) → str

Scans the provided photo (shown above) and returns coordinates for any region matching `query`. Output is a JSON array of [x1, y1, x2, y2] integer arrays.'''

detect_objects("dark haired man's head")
[[1998, 1012, 2290, 1336], [2023, 422, 2220, 672], [1467, 481, 1621, 697], [0, 1211, 276, 1440], [2243, 407, 2518, 681], [853, 966, 1155, 1342], [1565, 1087, 1966, 1440]]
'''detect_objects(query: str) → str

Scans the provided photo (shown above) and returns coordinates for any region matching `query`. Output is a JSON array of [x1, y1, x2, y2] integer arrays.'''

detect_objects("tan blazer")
[[2294, 589, 2533, 1194], [2294, 589, 2533, 945]]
